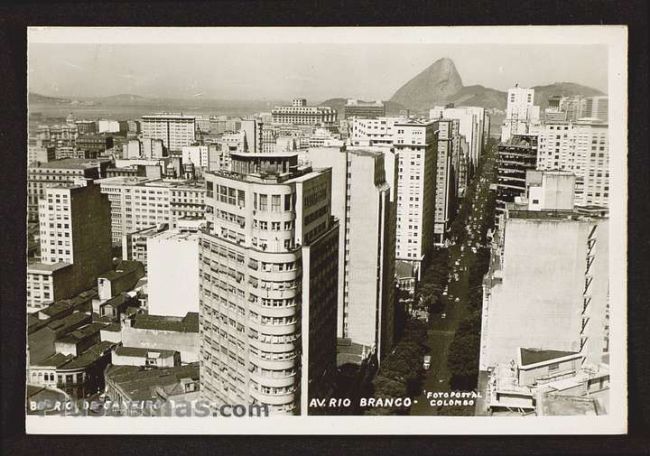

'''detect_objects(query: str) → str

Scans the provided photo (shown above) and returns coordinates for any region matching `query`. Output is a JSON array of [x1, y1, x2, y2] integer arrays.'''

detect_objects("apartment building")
[[141, 114, 196, 151], [393, 119, 438, 274], [98, 176, 206, 245], [271, 99, 337, 126], [27, 183, 112, 311], [534, 120, 609, 207], [307, 146, 396, 361], [199, 152, 339, 415]]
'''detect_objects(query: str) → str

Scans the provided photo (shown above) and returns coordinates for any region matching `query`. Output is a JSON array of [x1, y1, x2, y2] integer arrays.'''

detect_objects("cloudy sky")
[[28, 41, 608, 101]]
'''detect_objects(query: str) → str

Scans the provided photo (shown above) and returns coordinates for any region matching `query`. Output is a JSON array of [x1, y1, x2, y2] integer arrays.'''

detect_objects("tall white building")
[[480, 172, 609, 371], [98, 177, 206, 245], [141, 114, 196, 151], [307, 146, 396, 361], [199, 152, 339, 415], [429, 105, 486, 166], [349, 117, 402, 147], [27, 182, 113, 311], [500, 85, 541, 142], [393, 119, 438, 274], [98, 119, 120, 134], [584, 96, 609, 122], [534, 119, 609, 207]]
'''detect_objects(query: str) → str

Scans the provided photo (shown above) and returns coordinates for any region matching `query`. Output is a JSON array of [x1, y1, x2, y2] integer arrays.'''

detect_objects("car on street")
[[423, 355, 432, 370], [441, 313, 447, 319]]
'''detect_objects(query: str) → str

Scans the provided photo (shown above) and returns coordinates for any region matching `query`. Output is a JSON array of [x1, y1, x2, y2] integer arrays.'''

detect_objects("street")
[[410, 142, 497, 416]]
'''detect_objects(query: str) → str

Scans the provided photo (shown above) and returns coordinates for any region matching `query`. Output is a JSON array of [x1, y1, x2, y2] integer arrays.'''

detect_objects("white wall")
[[147, 232, 200, 317]]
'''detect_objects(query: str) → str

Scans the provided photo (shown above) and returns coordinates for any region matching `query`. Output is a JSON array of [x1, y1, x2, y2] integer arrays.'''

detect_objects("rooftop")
[[59, 341, 115, 370], [113, 346, 177, 358], [395, 261, 416, 279], [131, 312, 199, 333], [27, 262, 72, 273], [98, 260, 145, 282], [56, 322, 107, 345], [141, 113, 196, 120], [105, 363, 199, 401], [28, 158, 109, 170], [503, 135, 537, 148], [538, 394, 601, 416], [34, 352, 73, 368], [508, 209, 606, 222], [520, 348, 580, 367]]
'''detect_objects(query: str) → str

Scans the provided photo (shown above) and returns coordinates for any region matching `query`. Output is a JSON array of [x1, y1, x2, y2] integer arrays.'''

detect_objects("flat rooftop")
[[508, 209, 605, 222], [539, 394, 600, 416], [131, 312, 199, 333], [114, 346, 177, 358], [28, 262, 72, 273], [520, 348, 579, 367], [29, 158, 109, 170]]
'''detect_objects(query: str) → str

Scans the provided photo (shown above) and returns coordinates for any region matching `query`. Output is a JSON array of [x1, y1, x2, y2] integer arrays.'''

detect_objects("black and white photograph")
[[23, 26, 627, 434]]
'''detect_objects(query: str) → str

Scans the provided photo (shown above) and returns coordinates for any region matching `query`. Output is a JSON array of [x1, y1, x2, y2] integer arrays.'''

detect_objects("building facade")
[[98, 176, 206, 245], [307, 146, 396, 361], [147, 229, 200, 317], [500, 85, 541, 143], [198, 152, 339, 415], [271, 99, 337, 126], [433, 119, 460, 245], [495, 134, 538, 222], [343, 99, 386, 119], [141, 114, 196, 151], [534, 120, 609, 208], [28, 159, 109, 222], [393, 119, 438, 274], [28, 183, 113, 311]]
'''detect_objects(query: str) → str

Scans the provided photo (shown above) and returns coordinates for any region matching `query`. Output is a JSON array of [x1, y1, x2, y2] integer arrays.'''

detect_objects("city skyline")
[[23, 26, 627, 434], [28, 42, 608, 101]]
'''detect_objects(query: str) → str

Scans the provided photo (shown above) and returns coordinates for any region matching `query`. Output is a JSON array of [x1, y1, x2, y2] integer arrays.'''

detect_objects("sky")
[[28, 42, 608, 102]]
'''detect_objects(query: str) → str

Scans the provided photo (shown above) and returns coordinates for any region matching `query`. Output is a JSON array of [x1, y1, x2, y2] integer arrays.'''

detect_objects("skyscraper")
[[393, 119, 438, 276], [480, 171, 609, 371], [141, 114, 196, 151], [500, 85, 541, 143], [433, 118, 460, 245], [27, 182, 113, 311], [534, 119, 609, 207], [198, 152, 339, 415], [307, 146, 396, 361]]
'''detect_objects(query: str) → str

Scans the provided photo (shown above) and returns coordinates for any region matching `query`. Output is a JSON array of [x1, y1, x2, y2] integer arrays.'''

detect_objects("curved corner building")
[[198, 152, 338, 415]]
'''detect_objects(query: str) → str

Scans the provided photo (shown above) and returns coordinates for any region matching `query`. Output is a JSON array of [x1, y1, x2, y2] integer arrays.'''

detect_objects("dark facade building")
[[76, 134, 114, 156], [495, 134, 538, 223]]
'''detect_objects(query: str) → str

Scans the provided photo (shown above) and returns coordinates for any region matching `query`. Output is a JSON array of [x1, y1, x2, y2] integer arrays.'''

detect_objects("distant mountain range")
[[388, 58, 605, 112], [30, 59, 605, 116]]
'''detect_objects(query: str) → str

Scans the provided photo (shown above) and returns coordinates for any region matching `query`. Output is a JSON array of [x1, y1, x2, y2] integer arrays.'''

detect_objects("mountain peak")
[[390, 58, 463, 110]]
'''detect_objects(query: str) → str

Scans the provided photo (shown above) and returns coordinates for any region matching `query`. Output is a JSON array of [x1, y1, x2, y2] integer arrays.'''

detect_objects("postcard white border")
[[26, 25, 628, 435]]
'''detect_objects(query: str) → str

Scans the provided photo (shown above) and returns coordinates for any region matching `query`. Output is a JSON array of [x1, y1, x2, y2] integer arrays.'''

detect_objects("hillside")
[[530, 82, 605, 109], [388, 58, 605, 113], [28, 92, 72, 105], [390, 58, 463, 111]]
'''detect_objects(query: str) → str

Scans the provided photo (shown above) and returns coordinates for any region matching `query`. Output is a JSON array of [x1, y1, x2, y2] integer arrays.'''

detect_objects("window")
[[271, 195, 281, 212], [259, 194, 268, 211]]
